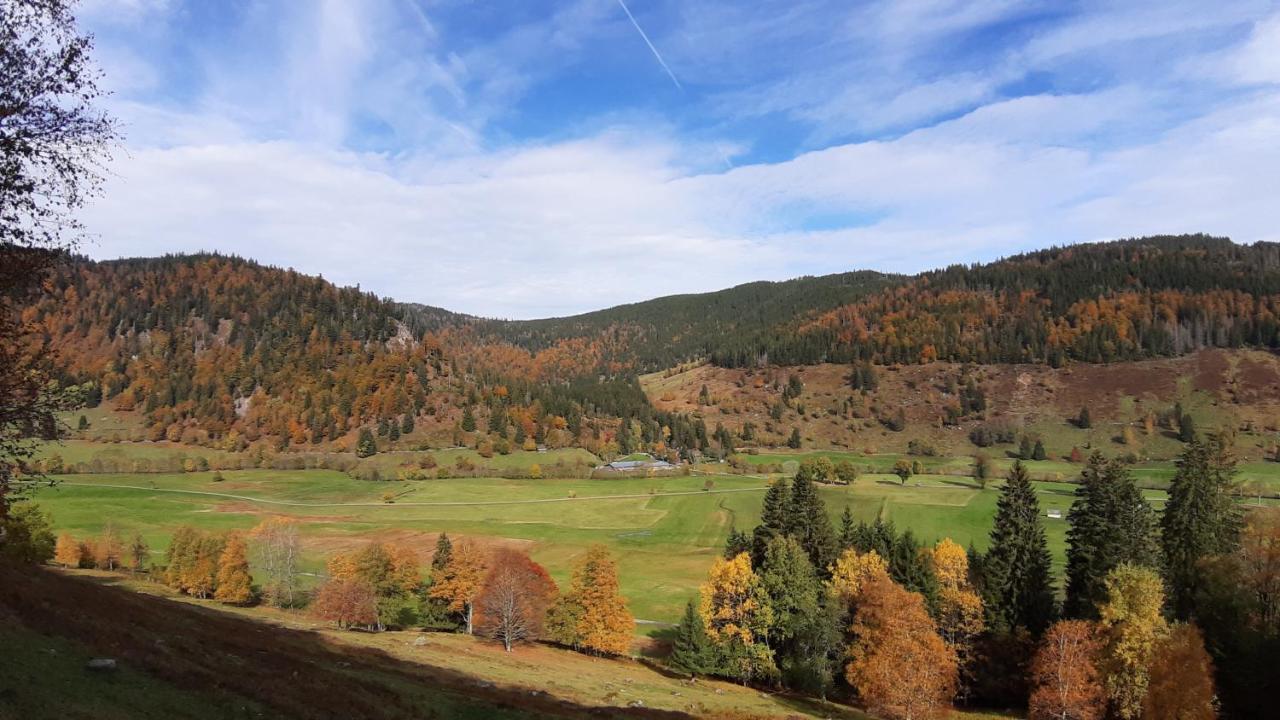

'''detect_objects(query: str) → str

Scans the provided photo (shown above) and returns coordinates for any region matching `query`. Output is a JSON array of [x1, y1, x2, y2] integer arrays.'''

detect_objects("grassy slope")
[[642, 349, 1280, 463], [3, 567, 1017, 720]]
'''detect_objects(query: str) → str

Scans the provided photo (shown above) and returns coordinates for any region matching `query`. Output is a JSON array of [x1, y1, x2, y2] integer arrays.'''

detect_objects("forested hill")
[[470, 270, 900, 373], [706, 234, 1280, 367]]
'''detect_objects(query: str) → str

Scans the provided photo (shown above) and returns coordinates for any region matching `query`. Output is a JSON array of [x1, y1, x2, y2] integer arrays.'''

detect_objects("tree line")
[[669, 439, 1278, 719]]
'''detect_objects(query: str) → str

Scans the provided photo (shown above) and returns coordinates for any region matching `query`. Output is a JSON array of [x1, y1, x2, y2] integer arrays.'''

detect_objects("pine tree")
[[982, 461, 1057, 635], [759, 536, 835, 693], [786, 471, 838, 574], [1065, 453, 1158, 619], [214, 533, 254, 604], [401, 414, 415, 435], [460, 405, 476, 433], [839, 506, 856, 548], [669, 600, 716, 675], [355, 427, 377, 458], [751, 478, 789, 567], [1161, 434, 1243, 619], [1032, 439, 1046, 461], [1078, 407, 1092, 429], [787, 427, 802, 449], [723, 526, 751, 559]]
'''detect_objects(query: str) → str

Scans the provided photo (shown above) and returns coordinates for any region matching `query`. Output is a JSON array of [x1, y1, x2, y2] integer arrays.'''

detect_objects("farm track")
[[34, 479, 772, 508]]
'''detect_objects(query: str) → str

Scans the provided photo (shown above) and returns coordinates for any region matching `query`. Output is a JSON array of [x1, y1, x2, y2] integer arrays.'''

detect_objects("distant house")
[[605, 459, 675, 472], [1047, 509, 1063, 519]]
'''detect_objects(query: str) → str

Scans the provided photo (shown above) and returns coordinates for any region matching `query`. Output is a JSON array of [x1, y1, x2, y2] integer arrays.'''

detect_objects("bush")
[[0, 503, 56, 564]]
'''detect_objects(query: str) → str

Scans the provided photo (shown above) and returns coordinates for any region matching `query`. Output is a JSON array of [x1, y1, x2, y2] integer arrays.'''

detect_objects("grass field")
[[29, 461, 1232, 626]]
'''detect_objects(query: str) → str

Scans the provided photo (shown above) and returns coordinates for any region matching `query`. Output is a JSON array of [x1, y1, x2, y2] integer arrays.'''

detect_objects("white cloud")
[[82, 83, 1280, 318]]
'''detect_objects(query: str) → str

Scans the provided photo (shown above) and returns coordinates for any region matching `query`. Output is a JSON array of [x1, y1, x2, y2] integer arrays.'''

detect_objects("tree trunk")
[[465, 602, 473, 634]]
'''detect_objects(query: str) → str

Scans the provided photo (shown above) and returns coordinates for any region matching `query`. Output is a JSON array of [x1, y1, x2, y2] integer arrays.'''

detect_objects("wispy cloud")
[[615, 0, 683, 91]]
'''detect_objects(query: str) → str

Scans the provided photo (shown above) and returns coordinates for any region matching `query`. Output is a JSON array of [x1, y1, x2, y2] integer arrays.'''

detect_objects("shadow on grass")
[[0, 565, 693, 720]]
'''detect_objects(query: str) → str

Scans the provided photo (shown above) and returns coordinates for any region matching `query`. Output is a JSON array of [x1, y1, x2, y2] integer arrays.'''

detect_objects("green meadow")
[[27, 442, 1277, 627]]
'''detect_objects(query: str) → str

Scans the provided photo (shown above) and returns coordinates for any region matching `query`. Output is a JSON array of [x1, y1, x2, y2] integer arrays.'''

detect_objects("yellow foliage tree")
[[429, 539, 487, 633], [1098, 563, 1168, 720], [567, 545, 634, 656], [698, 551, 775, 680], [54, 532, 80, 568], [829, 548, 890, 604], [214, 533, 254, 604], [388, 543, 421, 595]]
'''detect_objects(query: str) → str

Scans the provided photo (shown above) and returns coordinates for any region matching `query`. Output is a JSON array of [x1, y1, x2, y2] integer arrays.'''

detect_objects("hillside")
[[642, 349, 1280, 462], [26, 235, 1280, 456], [473, 270, 900, 373]]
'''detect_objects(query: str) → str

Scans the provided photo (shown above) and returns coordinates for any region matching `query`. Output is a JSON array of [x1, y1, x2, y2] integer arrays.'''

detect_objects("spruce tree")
[[787, 427, 802, 449], [786, 471, 838, 575], [1064, 453, 1158, 618], [1161, 434, 1243, 619], [669, 600, 716, 675], [759, 536, 836, 694], [723, 526, 751, 559], [460, 406, 476, 433], [355, 428, 377, 458], [751, 478, 789, 567], [982, 460, 1056, 635], [839, 505, 856, 549]]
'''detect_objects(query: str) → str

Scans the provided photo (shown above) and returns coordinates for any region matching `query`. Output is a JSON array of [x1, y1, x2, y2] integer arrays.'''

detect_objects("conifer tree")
[[1065, 453, 1158, 619], [723, 526, 751, 559], [214, 533, 254, 604], [1032, 439, 1046, 461], [982, 461, 1056, 635], [669, 599, 717, 675], [759, 536, 836, 693], [355, 427, 377, 458], [787, 427, 802, 449], [128, 533, 149, 574], [751, 477, 789, 566], [1161, 434, 1243, 619], [786, 471, 838, 574], [460, 406, 476, 433], [839, 505, 856, 548]]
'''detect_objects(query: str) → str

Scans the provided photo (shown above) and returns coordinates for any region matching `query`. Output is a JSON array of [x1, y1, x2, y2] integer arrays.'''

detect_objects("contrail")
[[615, 0, 683, 91]]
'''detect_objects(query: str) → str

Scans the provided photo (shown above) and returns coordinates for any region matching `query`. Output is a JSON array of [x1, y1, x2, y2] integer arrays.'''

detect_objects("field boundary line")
[[30, 481, 770, 508]]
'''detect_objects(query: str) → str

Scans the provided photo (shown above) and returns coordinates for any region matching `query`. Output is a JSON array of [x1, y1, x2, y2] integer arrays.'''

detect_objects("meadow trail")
[[36, 480, 773, 508]]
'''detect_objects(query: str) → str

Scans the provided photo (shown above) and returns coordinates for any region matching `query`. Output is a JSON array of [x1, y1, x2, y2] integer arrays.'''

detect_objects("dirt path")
[[38, 480, 771, 508]]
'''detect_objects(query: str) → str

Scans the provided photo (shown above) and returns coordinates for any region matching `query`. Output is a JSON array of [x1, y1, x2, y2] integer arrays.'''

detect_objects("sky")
[[78, 0, 1280, 319]]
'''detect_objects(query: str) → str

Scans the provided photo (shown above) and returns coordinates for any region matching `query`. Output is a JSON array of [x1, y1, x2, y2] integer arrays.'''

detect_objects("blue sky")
[[79, 0, 1280, 318]]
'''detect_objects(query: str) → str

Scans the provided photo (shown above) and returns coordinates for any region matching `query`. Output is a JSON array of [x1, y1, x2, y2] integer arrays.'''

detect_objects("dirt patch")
[[300, 530, 534, 561], [211, 501, 356, 524], [1194, 349, 1231, 393]]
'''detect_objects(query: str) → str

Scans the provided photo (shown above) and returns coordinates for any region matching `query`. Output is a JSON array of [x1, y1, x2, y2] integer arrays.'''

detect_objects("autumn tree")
[[475, 548, 558, 651], [429, 539, 487, 634], [251, 516, 299, 607], [699, 551, 775, 682], [312, 577, 378, 630], [549, 545, 634, 656], [93, 523, 123, 570], [845, 575, 958, 720], [931, 538, 984, 698], [1064, 453, 1158, 619], [128, 533, 149, 574], [1142, 623, 1217, 720], [54, 532, 79, 567], [829, 547, 890, 606], [0, 0, 117, 521], [983, 460, 1056, 635], [1097, 564, 1168, 720], [213, 533, 254, 604], [1028, 620, 1105, 720]]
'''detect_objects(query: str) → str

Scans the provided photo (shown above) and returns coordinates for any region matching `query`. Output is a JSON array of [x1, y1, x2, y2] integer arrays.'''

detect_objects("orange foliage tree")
[[1142, 623, 1217, 720], [548, 545, 634, 656], [54, 532, 80, 568], [429, 539, 487, 633], [475, 548, 558, 651], [1028, 620, 1106, 720], [213, 533, 254, 604], [845, 575, 957, 720], [312, 577, 378, 630]]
